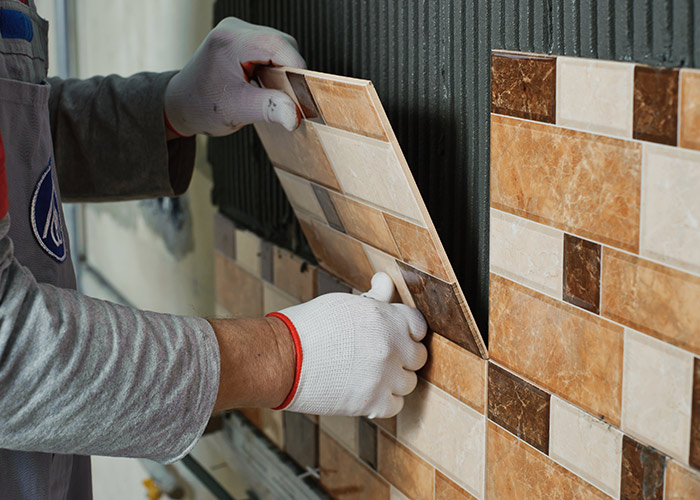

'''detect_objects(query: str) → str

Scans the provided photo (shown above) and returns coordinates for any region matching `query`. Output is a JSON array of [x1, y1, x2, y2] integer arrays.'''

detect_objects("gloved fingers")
[[369, 394, 404, 420], [239, 32, 307, 71], [239, 86, 301, 131], [392, 369, 418, 397], [392, 303, 428, 342], [362, 272, 395, 303], [401, 339, 428, 372]]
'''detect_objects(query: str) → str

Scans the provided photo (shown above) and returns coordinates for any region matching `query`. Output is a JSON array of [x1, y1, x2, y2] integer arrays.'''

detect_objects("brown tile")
[[305, 75, 388, 141], [398, 261, 485, 359], [316, 268, 352, 295], [329, 193, 399, 257], [665, 460, 700, 500], [680, 69, 700, 151], [214, 251, 263, 317], [490, 273, 623, 426], [436, 470, 478, 500], [373, 417, 396, 436], [601, 248, 700, 356], [377, 431, 434, 500], [491, 114, 642, 252], [312, 184, 345, 233], [563, 234, 601, 314], [620, 434, 666, 500], [286, 71, 324, 123], [358, 418, 377, 470], [284, 411, 318, 469], [255, 120, 340, 190], [691, 358, 700, 469], [214, 212, 236, 259], [491, 51, 557, 123], [633, 66, 679, 146], [384, 213, 450, 282], [319, 430, 390, 500], [420, 332, 486, 412], [486, 421, 611, 500], [272, 247, 316, 303]]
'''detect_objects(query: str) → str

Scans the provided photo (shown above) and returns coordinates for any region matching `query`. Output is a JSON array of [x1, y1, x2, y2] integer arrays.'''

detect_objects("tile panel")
[[435, 470, 478, 500], [312, 184, 345, 232], [274, 168, 327, 222], [214, 252, 263, 318], [620, 435, 666, 500], [563, 234, 601, 314], [633, 66, 679, 146], [377, 431, 435, 500]]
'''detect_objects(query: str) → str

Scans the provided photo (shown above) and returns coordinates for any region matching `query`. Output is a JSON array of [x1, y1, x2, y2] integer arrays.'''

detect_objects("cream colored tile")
[[549, 396, 623, 498], [319, 415, 359, 455], [641, 144, 700, 275], [622, 328, 694, 461], [315, 124, 424, 224], [263, 283, 299, 314], [234, 228, 261, 275], [397, 380, 485, 498], [490, 208, 564, 298], [274, 168, 326, 222], [557, 57, 634, 137], [260, 408, 284, 450], [363, 244, 415, 307], [390, 486, 411, 500], [215, 302, 232, 318]]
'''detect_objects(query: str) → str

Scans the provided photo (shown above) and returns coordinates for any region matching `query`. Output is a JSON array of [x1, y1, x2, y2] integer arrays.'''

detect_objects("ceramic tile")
[[641, 144, 700, 275], [260, 241, 273, 282], [311, 184, 345, 232], [620, 435, 666, 500], [398, 380, 485, 498], [490, 273, 624, 426], [398, 261, 484, 358], [488, 363, 550, 454], [214, 252, 263, 318], [633, 66, 679, 146], [319, 430, 390, 500], [257, 66, 301, 109], [259, 408, 285, 450], [262, 283, 299, 314], [435, 471, 478, 500], [315, 124, 424, 224], [363, 246, 415, 307], [215, 302, 232, 318], [680, 69, 700, 151], [274, 168, 327, 222], [563, 234, 601, 314], [420, 332, 485, 412], [491, 114, 642, 252], [283, 411, 318, 469], [556, 57, 634, 137], [272, 247, 317, 303], [490, 208, 563, 298], [374, 417, 397, 437], [622, 329, 693, 461], [319, 415, 358, 455], [237, 408, 263, 430], [390, 486, 410, 500], [316, 268, 352, 296], [234, 228, 261, 276], [692, 359, 700, 469], [491, 51, 556, 123], [286, 71, 324, 123], [254, 120, 340, 190], [665, 460, 700, 500], [305, 76, 388, 141], [377, 431, 435, 500], [330, 193, 399, 257], [214, 212, 236, 259], [486, 421, 611, 500], [549, 396, 623, 498], [358, 418, 378, 470], [601, 248, 700, 355]]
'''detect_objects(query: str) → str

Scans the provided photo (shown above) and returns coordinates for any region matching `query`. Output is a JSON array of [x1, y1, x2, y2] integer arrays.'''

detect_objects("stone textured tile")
[[641, 144, 700, 275], [665, 460, 700, 500], [214, 252, 263, 318], [319, 415, 358, 455], [620, 435, 666, 500], [563, 234, 601, 314], [488, 363, 550, 454], [316, 268, 352, 295], [377, 431, 434, 500], [274, 168, 327, 222], [622, 329, 693, 461], [384, 213, 450, 282], [398, 261, 484, 358], [262, 283, 299, 314], [214, 212, 236, 259], [633, 66, 679, 146], [255, 120, 340, 190], [601, 248, 700, 355], [490, 273, 624, 426], [312, 184, 345, 232], [486, 421, 611, 500], [286, 71, 324, 123], [556, 57, 634, 137], [398, 381, 485, 498], [272, 247, 316, 303], [315, 124, 424, 224], [490, 208, 563, 298], [259, 408, 284, 450], [363, 246, 415, 307], [435, 471, 478, 500], [234, 228, 261, 276], [549, 396, 623, 498], [491, 51, 556, 123], [330, 193, 399, 257], [374, 417, 397, 437], [319, 430, 390, 500], [358, 418, 377, 470], [692, 358, 700, 469], [390, 486, 410, 500], [491, 114, 642, 252], [305, 76, 388, 141], [420, 332, 485, 412], [680, 69, 700, 151], [283, 412, 318, 469]]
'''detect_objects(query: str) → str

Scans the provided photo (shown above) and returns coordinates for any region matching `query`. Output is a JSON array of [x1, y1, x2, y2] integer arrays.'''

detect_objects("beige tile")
[[260, 408, 284, 449], [641, 144, 700, 275], [272, 247, 316, 303], [315, 124, 424, 224], [390, 486, 411, 500], [274, 168, 326, 222], [622, 328, 693, 461], [680, 68, 700, 151], [215, 302, 231, 318], [490, 208, 564, 298], [377, 431, 434, 500], [436, 470, 478, 500], [363, 245, 415, 307], [262, 283, 299, 314], [665, 460, 700, 500], [214, 252, 263, 318], [234, 228, 261, 276], [319, 415, 359, 455], [549, 396, 623, 498], [397, 380, 485, 498], [556, 57, 634, 137]]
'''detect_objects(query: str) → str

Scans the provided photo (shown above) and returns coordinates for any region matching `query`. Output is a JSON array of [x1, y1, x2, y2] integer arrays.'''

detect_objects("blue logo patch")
[[31, 160, 66, 262]]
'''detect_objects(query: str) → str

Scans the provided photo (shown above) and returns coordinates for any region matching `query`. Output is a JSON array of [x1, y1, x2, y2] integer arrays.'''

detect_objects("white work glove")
[[268, 273, 428, 419], [164, 17, 306, 137]]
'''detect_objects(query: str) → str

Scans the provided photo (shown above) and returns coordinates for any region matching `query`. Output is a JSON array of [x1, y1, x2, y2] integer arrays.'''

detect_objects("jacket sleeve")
[[0, 214, 220, 463], [47, 72, 196, 202]]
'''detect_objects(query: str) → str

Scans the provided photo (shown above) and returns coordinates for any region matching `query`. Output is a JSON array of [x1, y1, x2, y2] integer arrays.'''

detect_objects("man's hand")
[[164, 17, 306, 138]]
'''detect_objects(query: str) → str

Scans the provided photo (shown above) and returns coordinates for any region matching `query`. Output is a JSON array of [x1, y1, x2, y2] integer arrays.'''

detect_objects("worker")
[[0, 3, 428, 499]]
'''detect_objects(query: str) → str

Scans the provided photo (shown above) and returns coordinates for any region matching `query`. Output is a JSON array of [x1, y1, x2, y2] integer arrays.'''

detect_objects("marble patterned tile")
[[316, 268, 352, 295], [214, 212, 236, 260], [331, 193, 399, 257], [363, 246, 415, 307], [272, 247, 317, 303], [262, 283, 299, 314], [377, 431, 435, 500], [601, 247, 700, 355], [311, 184, 345, 232], [563, 234, 601, 314], [491, 51, 556, 123], [319, 415, 358, 455], [641, 144, 700, 275], [390, 486, 410, 500], [490, 208, 563, 298], [358, 418, 378, 470], [490, 273, 624, 426], [374, 417, 397, 437], [665, 460, 700, 500], [692, 359, 700, 469], [283, 412, 318, 469], [487, 363, 550, 454], [435, 471, 478, 500], [620, 435, 666, 500], [214, 252, 263, 318], [549, 396, 623, 498], [274, 168, 327, 222], [286, 71, 324, 123], [398, 380, 485, 498], [556, 57, 634, 137], [491, 114, 642, 252], [234, 228, 261, 276], [680, 69, 700, 151], [633, 66, 679, 146]]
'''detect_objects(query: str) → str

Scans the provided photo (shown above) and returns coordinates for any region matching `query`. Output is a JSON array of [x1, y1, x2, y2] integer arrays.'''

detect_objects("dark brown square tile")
[[286, 71, 325, 124], [284, 412, 319, 469], [312, 184, 345, 233], [690, 358, 700, 469], [487, 363, 550, 454], [621, 435, 666, 500], [358, 417, 378, 470], [634, 66, 679, 146], [563, 234, 601, 314], [214, 212, 236, 260], [491, 51, 557, 123]]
